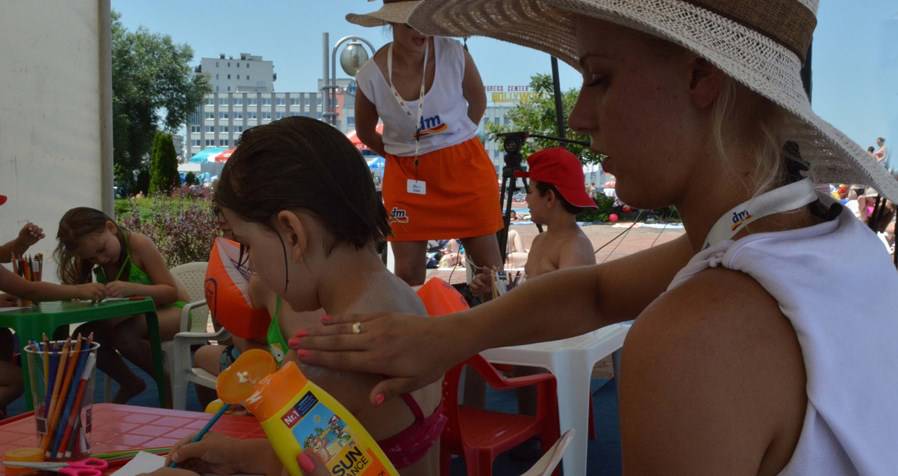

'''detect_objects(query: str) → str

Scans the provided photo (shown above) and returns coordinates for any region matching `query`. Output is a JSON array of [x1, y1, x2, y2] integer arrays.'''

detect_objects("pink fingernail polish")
[[298, 452, 315, 472], [373, 393, 385, 406], [288, 337, 300, 348], [295, 329, 308, 338], [297, 349, 311, 359], [321, 314, 333, 323]]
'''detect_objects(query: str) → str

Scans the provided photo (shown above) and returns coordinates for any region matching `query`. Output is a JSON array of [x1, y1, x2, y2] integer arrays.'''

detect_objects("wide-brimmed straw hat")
[[409, 0, 898, 202], [347, 1, 423, 28]]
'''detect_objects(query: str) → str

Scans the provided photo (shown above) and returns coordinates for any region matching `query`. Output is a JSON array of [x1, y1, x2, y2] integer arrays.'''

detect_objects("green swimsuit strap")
[[267, 296, 288, 364]]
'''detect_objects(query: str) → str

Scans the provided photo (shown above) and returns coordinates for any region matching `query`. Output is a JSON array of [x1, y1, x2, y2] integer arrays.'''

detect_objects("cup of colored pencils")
[[23, 335, 100, 461], [11, 253, 43, 307]]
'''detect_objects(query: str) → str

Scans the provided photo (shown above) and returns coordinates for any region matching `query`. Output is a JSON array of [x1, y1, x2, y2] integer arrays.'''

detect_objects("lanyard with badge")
[[387, 40, 429, 196], [701, 177, 819, 249]]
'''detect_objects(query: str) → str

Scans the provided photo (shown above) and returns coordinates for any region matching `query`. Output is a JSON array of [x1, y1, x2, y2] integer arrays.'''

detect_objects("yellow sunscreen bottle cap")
[[243, 361, 308, 421], [217, 349, 278, 405]]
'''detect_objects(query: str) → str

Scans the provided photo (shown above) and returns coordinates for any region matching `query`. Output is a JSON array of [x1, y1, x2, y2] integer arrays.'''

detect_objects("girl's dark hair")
[[535, 181, 582, 215], [214, 116, 390, 249], [55, 207, 129, 284]]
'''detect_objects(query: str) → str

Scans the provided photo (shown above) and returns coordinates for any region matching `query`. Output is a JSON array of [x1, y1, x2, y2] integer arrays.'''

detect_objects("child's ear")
[[105, 220, 118, 234], [276, 211, 308, 262], [689, 57, 724, 110]]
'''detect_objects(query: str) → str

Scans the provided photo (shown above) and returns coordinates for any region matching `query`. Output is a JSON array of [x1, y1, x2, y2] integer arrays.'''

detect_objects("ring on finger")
[[352, 321, 363, 335]]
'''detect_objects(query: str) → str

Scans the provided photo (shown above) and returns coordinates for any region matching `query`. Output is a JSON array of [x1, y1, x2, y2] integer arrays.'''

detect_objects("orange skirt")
[[383, 137, 503, 242]]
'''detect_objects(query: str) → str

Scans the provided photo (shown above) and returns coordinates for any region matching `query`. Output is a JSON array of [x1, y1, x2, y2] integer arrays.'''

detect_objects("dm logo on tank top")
[[389, 207, 409, 224], [415, 114, 448, 139], [731, 209, 753, 230]]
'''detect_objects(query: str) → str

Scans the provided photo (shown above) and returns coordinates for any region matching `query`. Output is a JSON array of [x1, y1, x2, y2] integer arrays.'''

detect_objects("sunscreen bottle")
[[217, 349, 398, 476]]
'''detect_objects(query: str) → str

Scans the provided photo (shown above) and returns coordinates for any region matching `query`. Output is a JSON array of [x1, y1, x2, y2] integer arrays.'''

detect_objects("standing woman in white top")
[[348, 0, 504, 286], [296, 1, 898, 475]]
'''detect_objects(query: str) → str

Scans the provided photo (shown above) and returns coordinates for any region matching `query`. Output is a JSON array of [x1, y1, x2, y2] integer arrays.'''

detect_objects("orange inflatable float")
[[205, 238, 271, 340]]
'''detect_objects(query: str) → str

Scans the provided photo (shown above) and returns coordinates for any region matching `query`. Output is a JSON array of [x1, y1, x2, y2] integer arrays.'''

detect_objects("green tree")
[[185, 171, 198, 186], [485, 73, 604, 165], [149, 132, 179, 195], [112, 10, 209, 195]]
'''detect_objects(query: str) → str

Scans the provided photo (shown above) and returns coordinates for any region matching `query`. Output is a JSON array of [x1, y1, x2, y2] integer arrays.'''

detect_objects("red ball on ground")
[[609, 213, 619, 223], [622, 205, 633, 213]]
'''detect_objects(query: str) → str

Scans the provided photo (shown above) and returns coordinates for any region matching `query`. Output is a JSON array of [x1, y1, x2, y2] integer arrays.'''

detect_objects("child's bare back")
[[524, 226, 596, 278]]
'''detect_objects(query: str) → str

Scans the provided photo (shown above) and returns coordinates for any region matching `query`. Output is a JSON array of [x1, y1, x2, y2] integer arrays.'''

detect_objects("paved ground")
[[427, 221, 685, 285]]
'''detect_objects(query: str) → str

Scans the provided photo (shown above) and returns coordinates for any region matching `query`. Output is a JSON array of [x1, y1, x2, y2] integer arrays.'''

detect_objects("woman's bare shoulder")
[[620, 267, 806, 474]]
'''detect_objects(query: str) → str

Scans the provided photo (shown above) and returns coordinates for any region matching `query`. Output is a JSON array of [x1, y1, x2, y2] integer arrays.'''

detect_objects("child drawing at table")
[[0, 193, 106, 416], [55, 207, 188, 403], [159, 117, 445, 476]]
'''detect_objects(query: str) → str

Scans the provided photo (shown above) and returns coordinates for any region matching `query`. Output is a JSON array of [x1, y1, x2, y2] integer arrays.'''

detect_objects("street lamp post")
[[322, 34, 376, 127]]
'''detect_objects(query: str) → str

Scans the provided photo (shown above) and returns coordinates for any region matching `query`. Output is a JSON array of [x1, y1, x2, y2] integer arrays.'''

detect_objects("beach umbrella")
[[213, 148, 235, 163], [188, 147, 228, 164]]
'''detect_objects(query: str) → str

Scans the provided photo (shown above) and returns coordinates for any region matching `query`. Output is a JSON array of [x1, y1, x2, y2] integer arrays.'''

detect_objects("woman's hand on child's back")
[[75, 283, 107, 302], [105, 280, 137, 298], [469, 268, 495, 298]]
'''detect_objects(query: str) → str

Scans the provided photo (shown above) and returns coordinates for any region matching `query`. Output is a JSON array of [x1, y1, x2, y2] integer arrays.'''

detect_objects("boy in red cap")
[[472, 147, 598, 430], [472, 147, 597, 294]]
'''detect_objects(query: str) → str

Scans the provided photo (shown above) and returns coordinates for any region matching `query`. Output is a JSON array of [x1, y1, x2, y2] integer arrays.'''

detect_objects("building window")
[[235, 126, 243, 133], [218, 112, 228, 119], [219, 139, 228, 146], [248, 96, 257, 106], [205, 97, 214, 106], [247, 75, 250, 80], [233, 98, 242, 106], [262, 98, 271, 105], [221, 126, 229, 133], [190, 125, 200, 132], [262, 111, 272, 119], [215, 61, 219, 67], [237, 74, 240, 79], [219, 97, 229, 106], [192, 139, 201, 146], [276, 98, 286, 105], [275, 112, 284, 119], [205, 125, 214, 132], [215, 74, 219, 80], [227, 86, 231, 91], [233, 111, 243, 119], [205, 112, 215, 119], [248, 111, 257, 119], [227, 62, 231, 68], [227, 74, 231, 79], [290, 98, 300, 105], [205, 139, 215, 146]]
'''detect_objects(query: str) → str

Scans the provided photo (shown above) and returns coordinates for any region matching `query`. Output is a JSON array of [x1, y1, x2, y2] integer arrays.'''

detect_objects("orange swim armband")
[[205, 238, 270, 340]]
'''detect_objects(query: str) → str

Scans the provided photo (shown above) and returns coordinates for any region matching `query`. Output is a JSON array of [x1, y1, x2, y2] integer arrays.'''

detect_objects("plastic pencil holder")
[[24, 338, 100, 461]]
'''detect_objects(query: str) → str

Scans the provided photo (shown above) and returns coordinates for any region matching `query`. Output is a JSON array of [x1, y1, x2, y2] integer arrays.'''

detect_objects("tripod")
[[495, 132, 591, 262]]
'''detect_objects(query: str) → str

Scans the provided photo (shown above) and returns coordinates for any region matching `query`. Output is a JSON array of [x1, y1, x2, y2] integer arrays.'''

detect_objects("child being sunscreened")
[[154, 117, 444, 476], [0, 193, 106, 417], [55, 207, 188, 403]]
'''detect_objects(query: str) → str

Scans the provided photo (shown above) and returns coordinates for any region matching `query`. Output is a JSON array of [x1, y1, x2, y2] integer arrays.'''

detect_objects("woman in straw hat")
[[348, 1, 504, 289], [295, 1, 898, 474]]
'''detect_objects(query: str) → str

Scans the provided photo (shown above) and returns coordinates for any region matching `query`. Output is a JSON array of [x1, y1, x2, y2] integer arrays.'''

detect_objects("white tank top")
[[355, 37, 479, 157], [669, 207, 898, 475]]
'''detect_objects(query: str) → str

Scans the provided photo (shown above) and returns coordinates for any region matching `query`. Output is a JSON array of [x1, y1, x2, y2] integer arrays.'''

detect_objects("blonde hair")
[[710, 77, 791, 196]]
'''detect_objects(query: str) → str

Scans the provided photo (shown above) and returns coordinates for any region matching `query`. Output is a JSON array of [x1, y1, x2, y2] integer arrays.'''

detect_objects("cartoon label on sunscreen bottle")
[[218, 349, 397, 476]]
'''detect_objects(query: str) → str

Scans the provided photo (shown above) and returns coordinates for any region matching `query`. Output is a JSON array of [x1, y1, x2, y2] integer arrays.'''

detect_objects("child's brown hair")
[[55, 207, 129, 284], [214, 116, 390, 250]]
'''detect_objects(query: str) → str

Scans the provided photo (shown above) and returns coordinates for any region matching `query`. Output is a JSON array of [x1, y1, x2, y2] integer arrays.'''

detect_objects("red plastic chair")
[[440, 354, 560, 476]]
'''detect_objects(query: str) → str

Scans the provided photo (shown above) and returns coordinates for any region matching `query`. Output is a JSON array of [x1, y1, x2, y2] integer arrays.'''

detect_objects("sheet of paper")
[[0, 306, 28, 313], [111, 451, 166, 476], [100, 297, 132, 302]]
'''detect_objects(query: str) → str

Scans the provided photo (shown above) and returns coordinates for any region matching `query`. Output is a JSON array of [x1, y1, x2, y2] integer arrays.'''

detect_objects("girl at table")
[[162, 117, 444, 475], [54, 207, 189, 403]]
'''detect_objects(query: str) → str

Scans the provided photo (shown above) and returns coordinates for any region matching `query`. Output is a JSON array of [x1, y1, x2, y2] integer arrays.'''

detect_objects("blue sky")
[[114, 0, 896, 149]]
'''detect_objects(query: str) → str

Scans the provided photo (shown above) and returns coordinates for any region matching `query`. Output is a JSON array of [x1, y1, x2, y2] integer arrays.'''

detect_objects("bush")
[[185, 171, 197, 186], [116, 194, 220, 267], [149, 132, 179, 196], [577, 192, 681, 223]]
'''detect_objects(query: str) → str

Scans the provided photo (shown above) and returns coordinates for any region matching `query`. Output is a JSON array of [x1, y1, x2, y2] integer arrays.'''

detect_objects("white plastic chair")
[[167, 261, 227, 410], [521, 429, 575, 476], [481, 323, 630, 476]]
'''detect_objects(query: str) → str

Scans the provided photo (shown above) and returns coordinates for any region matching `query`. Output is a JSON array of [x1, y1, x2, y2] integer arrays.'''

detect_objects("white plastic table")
[[481, 323, 630, 476]]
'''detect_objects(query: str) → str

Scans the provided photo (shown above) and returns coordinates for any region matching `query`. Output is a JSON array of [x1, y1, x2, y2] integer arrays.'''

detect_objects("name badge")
[[407, 179, 427, 195]]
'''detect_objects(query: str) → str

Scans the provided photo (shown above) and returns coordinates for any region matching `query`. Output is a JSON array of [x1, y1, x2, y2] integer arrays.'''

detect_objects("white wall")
[[0, 0, 109, 282]]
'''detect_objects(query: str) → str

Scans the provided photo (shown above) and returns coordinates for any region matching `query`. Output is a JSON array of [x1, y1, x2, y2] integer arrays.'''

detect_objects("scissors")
[[3, 457, 109, 476]]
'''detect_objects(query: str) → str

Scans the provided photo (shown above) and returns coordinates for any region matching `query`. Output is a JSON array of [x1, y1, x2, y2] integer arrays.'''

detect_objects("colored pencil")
[[169, 403, 230, 468], [59, 351, 95, 458], [43, 344, 59, 422], [42, 334, 49, 396], [41, 338, 71, 454], [52, 335, 87, 458]]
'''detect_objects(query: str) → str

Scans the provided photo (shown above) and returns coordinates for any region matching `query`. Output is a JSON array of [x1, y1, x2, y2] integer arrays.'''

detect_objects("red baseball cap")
[[514, 147, 597, 208], [0, 194, 6, 206]]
